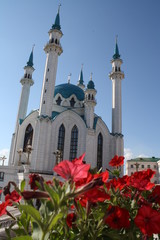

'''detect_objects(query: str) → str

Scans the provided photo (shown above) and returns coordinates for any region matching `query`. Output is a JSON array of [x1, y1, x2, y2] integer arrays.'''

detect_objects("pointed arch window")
[[23, 124, 33, 152], [70, 125, 78, 161], [70, 97, 76, 107], [56, 96, 62, 105], [97, 133, 103, 170], [57, 124, 65, 159]]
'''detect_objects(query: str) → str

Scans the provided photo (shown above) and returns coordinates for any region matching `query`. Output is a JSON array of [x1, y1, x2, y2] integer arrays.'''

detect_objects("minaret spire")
[[27, 45, 35, 67], [58, 3, 61, 13], [77, 64, 85, 89], [52, 5, 61, 30], [113, 35, 120, 60], [68, 73, 71, 84]]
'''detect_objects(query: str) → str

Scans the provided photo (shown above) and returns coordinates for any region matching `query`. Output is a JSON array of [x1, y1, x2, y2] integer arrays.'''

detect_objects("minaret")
[[109, 37, 124, 134], [39, 6, 63, 117], [30, 8, 63, 172], [9, 49, 34, 165], [17, 48, 34, 122], [84, 73, 97, 128], [77, 65, 85, 90]]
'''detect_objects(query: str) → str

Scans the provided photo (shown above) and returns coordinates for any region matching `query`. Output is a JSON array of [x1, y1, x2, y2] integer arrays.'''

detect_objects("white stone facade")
[[0, 11, 125, 193]]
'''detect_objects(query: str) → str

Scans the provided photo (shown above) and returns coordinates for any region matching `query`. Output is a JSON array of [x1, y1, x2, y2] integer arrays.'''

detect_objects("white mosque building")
[[0, 9, 124, 191]]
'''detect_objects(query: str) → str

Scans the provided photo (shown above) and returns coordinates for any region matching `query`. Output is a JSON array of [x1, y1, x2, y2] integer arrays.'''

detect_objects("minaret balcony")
[[109, 71, 124, 80], [84, 99, 97, 106], [20, 78, 34, 86], [44, 42, 63, 55]]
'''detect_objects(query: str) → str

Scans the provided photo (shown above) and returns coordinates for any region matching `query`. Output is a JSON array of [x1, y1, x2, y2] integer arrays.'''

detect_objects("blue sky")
[[0, 0, 160, 164]]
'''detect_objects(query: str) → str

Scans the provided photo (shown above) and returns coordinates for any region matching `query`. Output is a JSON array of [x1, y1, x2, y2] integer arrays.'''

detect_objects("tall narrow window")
[[57, 124, 65, 159], [97, 133, 103, 170], [70, 97, 76, 107], [70, 125, 78, 161], [23, 124, 33, 152], [56, 96, 62, 105]]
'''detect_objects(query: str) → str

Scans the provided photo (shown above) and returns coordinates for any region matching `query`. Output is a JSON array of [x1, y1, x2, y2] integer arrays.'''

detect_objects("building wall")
[[9, 110, 39, 167], [9, 106, 122, 174], [126, 160, 159, 183]]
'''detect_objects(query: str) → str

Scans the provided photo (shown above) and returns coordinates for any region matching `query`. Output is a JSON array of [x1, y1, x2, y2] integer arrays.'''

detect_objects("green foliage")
[[3, 166, 159, 240]]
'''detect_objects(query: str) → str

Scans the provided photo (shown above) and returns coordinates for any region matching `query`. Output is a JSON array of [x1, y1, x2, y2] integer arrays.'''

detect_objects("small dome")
[[87, 80, 95, 89], [54, 83, 85, 101]]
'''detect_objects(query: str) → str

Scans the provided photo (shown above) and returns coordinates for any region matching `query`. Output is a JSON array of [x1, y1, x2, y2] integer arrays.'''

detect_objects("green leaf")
[[18, 205, 42, 228], [44, 183, 60, 206], [5, 228, 11, 239], [47, 212, 63, 231], [32, 222, 43, 240], [12, 236, 32, 240], [20, 179, 26, 192], [11, 228, 26, 236]]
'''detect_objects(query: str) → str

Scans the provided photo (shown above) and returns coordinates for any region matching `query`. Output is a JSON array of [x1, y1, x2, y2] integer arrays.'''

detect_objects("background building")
[[126, 157, 160, 183]]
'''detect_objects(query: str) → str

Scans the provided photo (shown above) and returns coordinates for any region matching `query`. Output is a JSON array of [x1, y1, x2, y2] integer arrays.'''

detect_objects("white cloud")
[[124, 148, 134, 160], [137, 154, 149, 158], [124, 148, 149, 161], [0, 148, 9, 165]]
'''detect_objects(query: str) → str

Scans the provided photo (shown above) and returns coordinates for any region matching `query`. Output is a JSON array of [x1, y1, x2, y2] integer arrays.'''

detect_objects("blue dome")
[[54, 83, 85, 101], [87, 80, 95, 89]]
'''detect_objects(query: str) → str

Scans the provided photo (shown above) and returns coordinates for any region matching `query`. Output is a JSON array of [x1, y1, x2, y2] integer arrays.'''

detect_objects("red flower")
[[53, 156, 90, 182], [105, 206, 130, 229], [105, 175, 130, 191], [46, 180, 53, 186], [72, 153, 85, 165], [85, 186, 110, 203], [66, 213, 76, 228], [29, 174, 44, 190], [75, 172, 93, 188], [77, 185, 110, 207], [129, 169, 155, 191], [134, 205, 160, 236], [93, 170, 109, 183], [0, 201, 9, 216], [149, 185, 160, 205], [109, 155, 124, 167], [21, 191, 49, 200], [5, 190, 21, 204]]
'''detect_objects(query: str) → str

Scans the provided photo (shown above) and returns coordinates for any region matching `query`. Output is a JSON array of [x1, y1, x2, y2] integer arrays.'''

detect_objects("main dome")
[[54, 83, 85, 101]]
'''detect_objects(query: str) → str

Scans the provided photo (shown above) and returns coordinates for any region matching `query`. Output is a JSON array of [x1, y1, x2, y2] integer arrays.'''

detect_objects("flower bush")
[[0, 154, 160, 240]]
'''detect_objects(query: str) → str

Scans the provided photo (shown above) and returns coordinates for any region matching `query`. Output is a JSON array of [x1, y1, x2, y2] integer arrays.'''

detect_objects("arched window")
[[70, 125, 78, 161], [55, 39, 58, 44], [88, 94, 91, 100], [70, 97, 76, 107], [97, 133, 103, 170], [57, 124, 65, 159], [23, 124, 33, 152], [56, 96, 62, 105]]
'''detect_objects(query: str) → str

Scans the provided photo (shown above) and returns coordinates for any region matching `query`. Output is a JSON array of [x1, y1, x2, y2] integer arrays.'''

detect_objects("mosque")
[[4, 8, 124, 186]]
